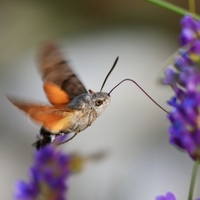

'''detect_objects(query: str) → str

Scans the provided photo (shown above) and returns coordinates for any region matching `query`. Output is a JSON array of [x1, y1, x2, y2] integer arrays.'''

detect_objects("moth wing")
[[43, 82, 70, 107], [7, 96, 74, 132], [38, 41, 87, 106]]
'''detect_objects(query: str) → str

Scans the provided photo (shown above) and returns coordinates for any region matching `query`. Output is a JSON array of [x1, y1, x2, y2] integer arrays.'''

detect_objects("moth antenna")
[[100, 57, 119, 92], [109, 78, 169, 114]]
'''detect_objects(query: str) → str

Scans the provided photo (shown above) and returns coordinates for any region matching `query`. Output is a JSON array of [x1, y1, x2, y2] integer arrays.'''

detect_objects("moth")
[[8, 42, 117, 149], [8, 42, 168, 150]]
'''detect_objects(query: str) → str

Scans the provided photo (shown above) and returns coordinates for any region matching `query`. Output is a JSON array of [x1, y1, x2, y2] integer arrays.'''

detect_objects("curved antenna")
[[100, 57, 119, 92], [109, 78, 169, 114]]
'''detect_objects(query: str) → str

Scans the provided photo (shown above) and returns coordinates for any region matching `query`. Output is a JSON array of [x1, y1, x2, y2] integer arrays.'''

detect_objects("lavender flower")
[[14, 133, 102, 200], [14, 145, 71, 200], [155, 192, 200, 200], [155, 192, 176, 200], [163, 15, 200, 160]]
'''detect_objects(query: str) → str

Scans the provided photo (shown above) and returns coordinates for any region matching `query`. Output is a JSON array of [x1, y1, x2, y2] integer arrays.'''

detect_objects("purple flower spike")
[[195, 22, 200, 37], [162, 68, 176, 85], [179, 28, 196, 46], [14, 146, 71, 200], [15, 181, 38, 200], [163, 15, 200, 160], [179, 15, 199, 46], [181, 15, 196, 29], [189, 40, 200, 63], [156, 192, 176, 200], [174, 55, 190, 70]]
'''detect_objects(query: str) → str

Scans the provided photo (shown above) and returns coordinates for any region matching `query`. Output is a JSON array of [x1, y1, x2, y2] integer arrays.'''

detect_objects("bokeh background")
[[0, 0, 200, 199]]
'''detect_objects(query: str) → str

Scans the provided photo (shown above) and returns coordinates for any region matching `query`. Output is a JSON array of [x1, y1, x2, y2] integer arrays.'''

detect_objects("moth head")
[[89, 90, 111, 116]]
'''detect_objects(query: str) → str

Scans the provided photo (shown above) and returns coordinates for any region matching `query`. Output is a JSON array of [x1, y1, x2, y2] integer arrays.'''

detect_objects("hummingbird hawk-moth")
[[8, 42, 168, 150], [8, 42, 116, 149]]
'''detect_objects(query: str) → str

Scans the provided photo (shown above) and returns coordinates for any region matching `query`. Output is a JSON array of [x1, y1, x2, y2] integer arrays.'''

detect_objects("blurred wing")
[[38, 42, 87, 106], [7, 96, 74, 132], [43, 82, 70, 107]]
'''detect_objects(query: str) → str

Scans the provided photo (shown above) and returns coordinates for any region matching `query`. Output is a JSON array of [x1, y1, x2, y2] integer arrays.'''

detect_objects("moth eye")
[[95, 100, 103, 106]]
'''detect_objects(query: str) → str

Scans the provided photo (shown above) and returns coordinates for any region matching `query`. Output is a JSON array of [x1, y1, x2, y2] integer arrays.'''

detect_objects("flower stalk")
[[189, 0, 196, 14], [188, 159, 199, 200], [147, 0, 200, 20]]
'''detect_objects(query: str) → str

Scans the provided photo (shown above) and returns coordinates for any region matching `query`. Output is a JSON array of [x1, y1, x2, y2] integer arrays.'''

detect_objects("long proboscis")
[[109, 78, 169, 114], [100, 56, 119, 92]]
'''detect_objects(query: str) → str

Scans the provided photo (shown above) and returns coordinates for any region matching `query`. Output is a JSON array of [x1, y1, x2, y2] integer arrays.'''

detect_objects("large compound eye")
[[95, 100, 103, 106]]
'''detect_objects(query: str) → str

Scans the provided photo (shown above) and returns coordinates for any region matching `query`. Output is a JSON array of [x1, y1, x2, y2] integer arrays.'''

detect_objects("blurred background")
[[0, 0, 200, 199]]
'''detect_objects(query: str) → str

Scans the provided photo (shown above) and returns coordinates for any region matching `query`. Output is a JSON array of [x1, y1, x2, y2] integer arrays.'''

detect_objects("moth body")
[[40, 91, 110, 133]]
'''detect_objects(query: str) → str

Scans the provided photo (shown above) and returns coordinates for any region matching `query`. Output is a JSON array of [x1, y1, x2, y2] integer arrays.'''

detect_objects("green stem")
[[189, 0, 195, 14], [188, 159, 199, 200], [147, 0, 200, 20]]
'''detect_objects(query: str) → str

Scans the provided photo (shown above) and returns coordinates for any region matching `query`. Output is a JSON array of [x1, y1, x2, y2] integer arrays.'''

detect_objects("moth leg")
[[59, 132, 78, 145], [88, 109, 97, 126]]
